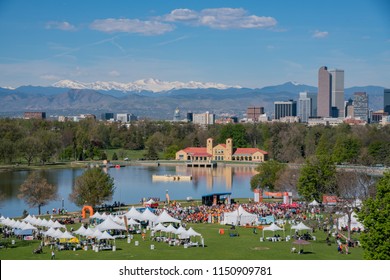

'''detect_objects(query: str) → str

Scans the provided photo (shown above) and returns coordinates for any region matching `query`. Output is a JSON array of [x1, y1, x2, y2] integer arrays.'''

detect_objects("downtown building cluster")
[[239, 66, 390, 126]]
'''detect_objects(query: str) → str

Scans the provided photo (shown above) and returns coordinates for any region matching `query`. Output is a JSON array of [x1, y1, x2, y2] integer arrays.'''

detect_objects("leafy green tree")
[[69, 168, 115, 208], [36, 130, 61, 164], [18, 172, 58, 215], [19, 136, 41, 165], [163, 145, 180, 160], [297, 155, 337, 201], [250, 160, 285, 191], [368, 141, 390, 166], [218, 123, 248, 148], [316, 132, 334, 157], [357, 171, 390, 260], [332, 136, 361, 164], [0, 138, 18, 164]]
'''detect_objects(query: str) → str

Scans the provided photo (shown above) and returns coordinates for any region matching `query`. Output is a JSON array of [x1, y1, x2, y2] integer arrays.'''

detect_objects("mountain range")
[[0, 79, 385, 119]]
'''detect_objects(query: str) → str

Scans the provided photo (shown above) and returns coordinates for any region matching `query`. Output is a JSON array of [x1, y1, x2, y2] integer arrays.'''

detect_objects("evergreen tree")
[[357, 171, 390, 260]]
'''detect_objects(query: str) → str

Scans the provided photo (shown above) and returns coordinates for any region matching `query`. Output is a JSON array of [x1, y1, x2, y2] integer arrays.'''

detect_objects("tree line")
[[1, 118, 390, 166]]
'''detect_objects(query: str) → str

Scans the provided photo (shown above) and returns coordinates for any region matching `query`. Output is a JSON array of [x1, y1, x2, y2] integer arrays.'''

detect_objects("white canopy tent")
[[338, 212, 364, 231], [22, 215, 33, 223], [124, 207, 144, 221], [262, 222, 285, 238], [52, 228, 65, 239], [51, 220, 65, 229], [223, 210, 239, 225], [96, 216, 126, 231], [97, 231, 115, 240], [46, 220, 54, 228], [13, 220, 23, 229], [43, 227, 57, 237], [238, 206, 258, 225], [141, 208, 158, 224], [187, 227, 202, 237], [126, 218, 141, 226], [20, 222, 37, 231], [308, 200, 320, 206], [152, 223, 167, 232], [91, 229, 103, 239], [90, 212, 103, 219], [84, 227, 96, 238], [176, 226, 187, 235], [39, 219, 49, 228], [73, 225, 87, 235], [59, 231, 74, 239], [155, 210, 181, 224], [291, 222, 312, 232]]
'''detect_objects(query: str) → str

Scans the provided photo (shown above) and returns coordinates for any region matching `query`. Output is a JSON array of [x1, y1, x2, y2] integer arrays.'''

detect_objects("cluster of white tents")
[[1, 215, 66, 232], [151, 223, 201, 240]]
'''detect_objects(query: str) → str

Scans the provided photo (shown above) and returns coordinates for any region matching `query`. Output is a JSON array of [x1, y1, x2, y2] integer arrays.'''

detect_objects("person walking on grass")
[[51, 250, 55, 260]]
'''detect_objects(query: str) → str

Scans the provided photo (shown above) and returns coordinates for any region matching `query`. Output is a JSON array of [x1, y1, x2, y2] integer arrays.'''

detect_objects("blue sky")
[[0, 0, 389, 88]]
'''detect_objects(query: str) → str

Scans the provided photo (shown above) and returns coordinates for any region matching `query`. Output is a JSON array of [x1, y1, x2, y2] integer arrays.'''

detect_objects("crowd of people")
[[152, 201, 312, 226]]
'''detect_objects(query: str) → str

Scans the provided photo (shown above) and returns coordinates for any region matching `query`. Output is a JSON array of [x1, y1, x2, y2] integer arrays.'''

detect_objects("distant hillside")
[[0, 82, 385, 119]]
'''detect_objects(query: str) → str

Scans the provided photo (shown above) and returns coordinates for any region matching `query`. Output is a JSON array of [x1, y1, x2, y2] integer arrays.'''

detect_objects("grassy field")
[[0, 221, 363, 260]]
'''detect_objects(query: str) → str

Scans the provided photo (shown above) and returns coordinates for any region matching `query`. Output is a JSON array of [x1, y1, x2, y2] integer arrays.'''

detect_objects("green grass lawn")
[[0, 221, 363, 260]]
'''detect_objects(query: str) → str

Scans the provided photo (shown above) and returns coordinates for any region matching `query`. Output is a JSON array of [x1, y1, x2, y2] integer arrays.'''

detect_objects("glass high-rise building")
[[353, 92, 369, 122], [274, 100, 297, 120], [298, 92, 317, 122], [384, 89, 390, 115], [329, 69, 345, 118]]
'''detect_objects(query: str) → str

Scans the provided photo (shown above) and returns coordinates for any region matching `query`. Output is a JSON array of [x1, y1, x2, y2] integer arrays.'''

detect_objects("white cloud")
[[45, 21, 76, 31], [312, 30, 329, 38], [90, 18, 174, 35], [164, 9, 198, 22], [163, 8, 277, 29]]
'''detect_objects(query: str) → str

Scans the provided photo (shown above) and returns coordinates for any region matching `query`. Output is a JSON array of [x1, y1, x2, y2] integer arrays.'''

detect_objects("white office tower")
[[298, 91, 317, 122], [193, 111, 215, 125]]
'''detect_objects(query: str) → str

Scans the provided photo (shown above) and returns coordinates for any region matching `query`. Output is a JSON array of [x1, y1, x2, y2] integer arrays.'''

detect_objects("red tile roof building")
[[176, 138, 268, 163]]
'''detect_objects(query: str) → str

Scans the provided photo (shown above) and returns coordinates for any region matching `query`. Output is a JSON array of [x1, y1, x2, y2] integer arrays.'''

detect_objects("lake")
[[0, 164, 257, 218]]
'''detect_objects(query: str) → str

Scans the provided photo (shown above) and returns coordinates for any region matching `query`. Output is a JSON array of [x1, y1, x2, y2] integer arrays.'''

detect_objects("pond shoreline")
[[0, 159, 260, 172]]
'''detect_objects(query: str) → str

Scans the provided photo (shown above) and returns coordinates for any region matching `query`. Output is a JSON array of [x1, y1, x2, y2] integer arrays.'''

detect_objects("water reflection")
[[0, 165, 257, 218]]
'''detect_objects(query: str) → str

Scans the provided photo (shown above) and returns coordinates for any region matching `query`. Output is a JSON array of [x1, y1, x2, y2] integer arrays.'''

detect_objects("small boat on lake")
[[152, 174, 192, 182]]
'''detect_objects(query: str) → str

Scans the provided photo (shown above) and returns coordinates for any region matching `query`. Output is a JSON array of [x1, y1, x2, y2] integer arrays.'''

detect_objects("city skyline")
[[0, 0, 389, 89]]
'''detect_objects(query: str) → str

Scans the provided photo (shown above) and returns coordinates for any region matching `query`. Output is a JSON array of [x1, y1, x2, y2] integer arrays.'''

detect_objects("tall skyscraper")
[[353, 92, 369, 122], [329, 69, 345, 118], [274, 100, 297, 120], [384, 89, 390, 115], [298, 92, 317, 122], [317, 66, 332, 117]]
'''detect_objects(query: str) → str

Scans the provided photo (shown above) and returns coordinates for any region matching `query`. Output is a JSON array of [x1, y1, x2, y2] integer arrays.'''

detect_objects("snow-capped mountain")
[[52, 78, 242, 93]]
